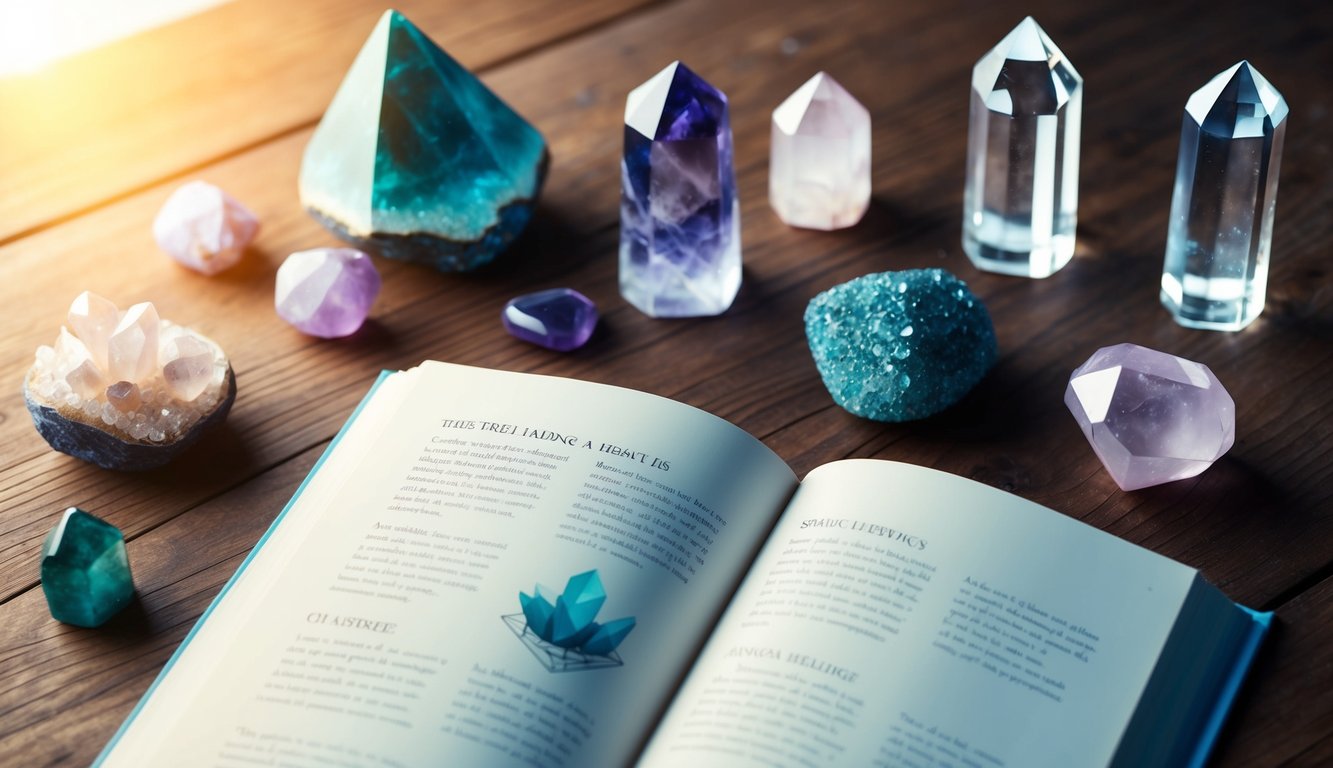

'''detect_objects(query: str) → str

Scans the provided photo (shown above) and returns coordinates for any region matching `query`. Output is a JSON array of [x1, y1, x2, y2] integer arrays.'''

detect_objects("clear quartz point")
[[67, 292, 119, 371], [1161, 61, 1288, 331], [161, 332, 215, 401], [107, 303, 160, 384], [963, 17, 1082, 278]]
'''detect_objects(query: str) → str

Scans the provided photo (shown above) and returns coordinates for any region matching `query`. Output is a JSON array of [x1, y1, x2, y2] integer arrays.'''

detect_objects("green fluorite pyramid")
[[41, 508, 134, 627], [300, 10, 548, 271]]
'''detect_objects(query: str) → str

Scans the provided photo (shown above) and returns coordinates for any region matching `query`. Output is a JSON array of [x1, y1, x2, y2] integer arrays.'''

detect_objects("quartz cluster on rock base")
[[25, 292, 236, 471]]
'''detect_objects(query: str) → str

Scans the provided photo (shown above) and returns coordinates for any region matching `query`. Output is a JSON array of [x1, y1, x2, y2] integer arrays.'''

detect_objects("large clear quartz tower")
[[963, 17, 1082, 278], [1161, 61, 1287, 331]]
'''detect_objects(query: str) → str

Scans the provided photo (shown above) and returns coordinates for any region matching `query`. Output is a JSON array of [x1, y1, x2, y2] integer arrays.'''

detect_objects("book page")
[[101, 362, 797, 767], [639, 459, 1199, 768]]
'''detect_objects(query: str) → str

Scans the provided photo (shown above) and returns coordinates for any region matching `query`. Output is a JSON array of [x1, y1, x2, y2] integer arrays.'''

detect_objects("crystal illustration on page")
[[503, 569, 636, 672]]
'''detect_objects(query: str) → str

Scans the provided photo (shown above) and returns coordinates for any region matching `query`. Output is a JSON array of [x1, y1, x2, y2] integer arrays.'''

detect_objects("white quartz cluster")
[[29, 292, 229, 443]]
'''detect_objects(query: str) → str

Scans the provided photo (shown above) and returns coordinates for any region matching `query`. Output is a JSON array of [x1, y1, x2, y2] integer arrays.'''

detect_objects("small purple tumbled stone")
[[1065, 343, 1235, 491], [275, 248, 381, 338], [502, 288, 598, 351]]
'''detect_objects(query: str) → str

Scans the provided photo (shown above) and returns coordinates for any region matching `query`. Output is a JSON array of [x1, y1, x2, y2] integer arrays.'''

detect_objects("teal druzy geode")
[[805, 269, 997, 422], [300, 10, 548, 271], [41, 508, 134, 627]]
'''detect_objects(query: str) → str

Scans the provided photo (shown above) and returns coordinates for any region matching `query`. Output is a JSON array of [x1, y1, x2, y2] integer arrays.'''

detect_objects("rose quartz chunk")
[[153, 181, 260, 275]]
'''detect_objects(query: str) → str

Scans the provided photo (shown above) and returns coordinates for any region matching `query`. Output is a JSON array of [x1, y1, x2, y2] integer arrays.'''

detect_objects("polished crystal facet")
[[41, 508, 134, 627], [161, 332, 216, 401], [502, 288, 598, 351], [300, 10, 548, 272], [1161, 62, 1288, 331], [620, 61, 741, 317], [275, 248, 381, 338], [105, 381, 142, 412], [963, 17, 1082, 278], [153, 181, 260, 275], [770, 72, 871, 230], [1065, 343, 1235, 491], [67, 291, 119, 371], [107, 303, 160, 384]]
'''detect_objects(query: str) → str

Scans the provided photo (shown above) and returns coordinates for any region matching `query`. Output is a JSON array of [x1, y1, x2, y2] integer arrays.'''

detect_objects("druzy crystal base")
[[25, 293, 236, 471], [41, 508, 134, 627], [770, 72, 871, 230], [1065, 343, 1235, 491], [963, 17, 1082, 278], [805, 269, 997, 422], [300, 10, 548, 272], [1161, 61, 1287, 332], [620, 61, 741, 317]]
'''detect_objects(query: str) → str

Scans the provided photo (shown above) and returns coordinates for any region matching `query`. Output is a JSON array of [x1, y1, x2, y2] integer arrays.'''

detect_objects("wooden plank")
[[0, 0, 664, 243], [1212, 574, 1333, 766]]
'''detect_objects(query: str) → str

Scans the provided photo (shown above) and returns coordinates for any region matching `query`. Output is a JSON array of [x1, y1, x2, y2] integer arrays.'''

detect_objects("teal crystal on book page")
[[963, 17, 1082, 278], [41, 508, 134, 627], [1161, 61, 1288, 331], [506, 569, 635, 672], [300, 10, 548, 272], [620, 61, 741, 317]]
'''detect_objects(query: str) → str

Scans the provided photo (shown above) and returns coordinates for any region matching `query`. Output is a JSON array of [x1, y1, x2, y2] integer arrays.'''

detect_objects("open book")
[[97, 362, 1269, 767]]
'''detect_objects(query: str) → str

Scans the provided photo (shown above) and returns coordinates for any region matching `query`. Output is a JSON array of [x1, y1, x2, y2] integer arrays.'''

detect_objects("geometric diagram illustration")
[[502, 569, 636, 673]]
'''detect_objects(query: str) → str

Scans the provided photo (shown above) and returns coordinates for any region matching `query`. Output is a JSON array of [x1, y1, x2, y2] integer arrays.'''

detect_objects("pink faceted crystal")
[[153, 181, 260, 275], [1065, 343, 1235, 491], [770, 72, 871, 230]]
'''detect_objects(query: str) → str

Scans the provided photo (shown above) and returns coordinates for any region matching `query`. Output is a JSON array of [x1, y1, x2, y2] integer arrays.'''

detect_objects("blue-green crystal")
[[40, 508, 134, 628], [300, 10, 548, 271], [805, 269, 997, 422], [582, 617, 636, 655]]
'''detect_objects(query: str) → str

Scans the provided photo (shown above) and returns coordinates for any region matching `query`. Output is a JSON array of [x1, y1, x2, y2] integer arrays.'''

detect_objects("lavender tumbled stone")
[[805, 269, 996, 422], [502, 288, 598, 351], [1065, 343, 1235, 491], [275, 248, 381, 338]]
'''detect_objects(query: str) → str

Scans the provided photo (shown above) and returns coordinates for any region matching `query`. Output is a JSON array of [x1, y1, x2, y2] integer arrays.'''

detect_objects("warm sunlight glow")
[[0, 0, 229, 77]]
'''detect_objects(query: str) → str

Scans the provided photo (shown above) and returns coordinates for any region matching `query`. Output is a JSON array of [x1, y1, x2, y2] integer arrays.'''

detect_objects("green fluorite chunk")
[[300, 10, 548, 271], [41, 508, 134, 627]]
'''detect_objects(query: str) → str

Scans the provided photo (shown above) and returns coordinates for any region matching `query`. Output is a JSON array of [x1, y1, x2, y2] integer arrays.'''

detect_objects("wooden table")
[[1, 0, 1329, 764]]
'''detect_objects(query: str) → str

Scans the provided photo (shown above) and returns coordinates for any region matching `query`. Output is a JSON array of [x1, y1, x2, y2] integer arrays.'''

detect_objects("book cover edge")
[[92, 369, 396, 765], [1186, 607, 1274, 768]]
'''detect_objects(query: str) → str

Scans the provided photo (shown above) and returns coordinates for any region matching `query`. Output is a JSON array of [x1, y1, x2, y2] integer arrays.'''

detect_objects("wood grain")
[[0, 0, 1330, 764], [0, 0, 662, 244]]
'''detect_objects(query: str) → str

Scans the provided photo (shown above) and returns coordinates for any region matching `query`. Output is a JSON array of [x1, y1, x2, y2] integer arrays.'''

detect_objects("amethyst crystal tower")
[[620, 61, 741, 317]]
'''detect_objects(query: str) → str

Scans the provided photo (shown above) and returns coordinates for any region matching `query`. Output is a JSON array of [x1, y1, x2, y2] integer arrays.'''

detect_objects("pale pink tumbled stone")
[[153, 181, 260, 275], [1065, 343, 1235, 491], [770, 72, 871, 230]]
